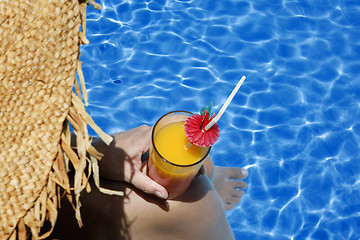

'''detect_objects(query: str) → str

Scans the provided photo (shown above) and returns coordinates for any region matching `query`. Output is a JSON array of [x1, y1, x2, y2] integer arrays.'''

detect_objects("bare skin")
[[203, 157, 248, 211], [50, 125, 247, 240]]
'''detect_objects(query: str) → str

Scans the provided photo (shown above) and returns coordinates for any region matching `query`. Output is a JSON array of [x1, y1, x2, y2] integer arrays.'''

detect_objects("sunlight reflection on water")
[[82, 0, 360, 239]]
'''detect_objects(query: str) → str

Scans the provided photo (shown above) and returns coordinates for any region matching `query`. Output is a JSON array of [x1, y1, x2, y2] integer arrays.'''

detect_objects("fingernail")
[[241, 168, 248, 177], [155, 191, 167, 199]]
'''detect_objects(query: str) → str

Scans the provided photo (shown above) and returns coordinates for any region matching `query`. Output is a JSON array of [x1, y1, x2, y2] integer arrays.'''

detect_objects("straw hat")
[[0, 0, 116, 239]]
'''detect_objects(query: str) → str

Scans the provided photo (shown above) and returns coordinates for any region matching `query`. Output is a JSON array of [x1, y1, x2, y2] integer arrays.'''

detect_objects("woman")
[[51, 125, 248, 240]]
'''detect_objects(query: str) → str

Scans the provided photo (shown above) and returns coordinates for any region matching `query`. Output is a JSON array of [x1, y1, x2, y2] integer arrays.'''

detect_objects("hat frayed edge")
[[7, 1, 123, 239]]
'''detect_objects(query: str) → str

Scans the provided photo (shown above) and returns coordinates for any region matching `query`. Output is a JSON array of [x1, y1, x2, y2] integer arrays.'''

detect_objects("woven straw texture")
[[0, 0, 113, 239]]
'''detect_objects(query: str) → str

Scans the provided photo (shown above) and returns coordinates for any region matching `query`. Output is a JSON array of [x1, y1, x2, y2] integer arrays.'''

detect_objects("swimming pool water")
[[81, 0, 360, 239]]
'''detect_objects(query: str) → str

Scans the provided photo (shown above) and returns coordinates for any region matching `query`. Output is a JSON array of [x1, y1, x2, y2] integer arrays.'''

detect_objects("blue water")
[[81, 0, 360, 239]]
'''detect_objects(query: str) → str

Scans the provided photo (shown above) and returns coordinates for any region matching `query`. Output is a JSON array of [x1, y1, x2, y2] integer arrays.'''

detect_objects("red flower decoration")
[[184, 110, 220, 147]]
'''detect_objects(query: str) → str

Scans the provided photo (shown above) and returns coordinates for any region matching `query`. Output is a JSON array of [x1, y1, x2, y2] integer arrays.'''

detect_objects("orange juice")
[[147, 111, 210, 199], [154, 122, 207, 165]]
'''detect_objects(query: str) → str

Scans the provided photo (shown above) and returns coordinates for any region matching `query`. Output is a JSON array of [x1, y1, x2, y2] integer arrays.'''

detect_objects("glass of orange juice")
[[147, 111, 211, 199]]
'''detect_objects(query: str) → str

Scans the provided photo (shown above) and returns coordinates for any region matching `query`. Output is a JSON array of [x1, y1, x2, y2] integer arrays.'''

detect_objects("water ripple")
[[82, 0, 360, 239]]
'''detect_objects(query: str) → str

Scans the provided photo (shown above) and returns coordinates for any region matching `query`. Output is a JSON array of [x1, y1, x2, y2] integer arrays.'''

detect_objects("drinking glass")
[[147, 111, 211, 199]]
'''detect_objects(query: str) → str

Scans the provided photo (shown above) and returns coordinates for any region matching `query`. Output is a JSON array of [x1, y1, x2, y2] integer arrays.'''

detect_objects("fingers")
[[139, 125, 153, 154], [130, 170, 169, 199]]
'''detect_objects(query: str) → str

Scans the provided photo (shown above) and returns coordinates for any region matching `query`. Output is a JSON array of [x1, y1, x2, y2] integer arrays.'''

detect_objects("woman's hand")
[[95, 125, 168, 199]]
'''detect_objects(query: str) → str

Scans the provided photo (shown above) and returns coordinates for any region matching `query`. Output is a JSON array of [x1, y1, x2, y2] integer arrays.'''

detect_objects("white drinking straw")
[[204, 76, 246, 131]]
